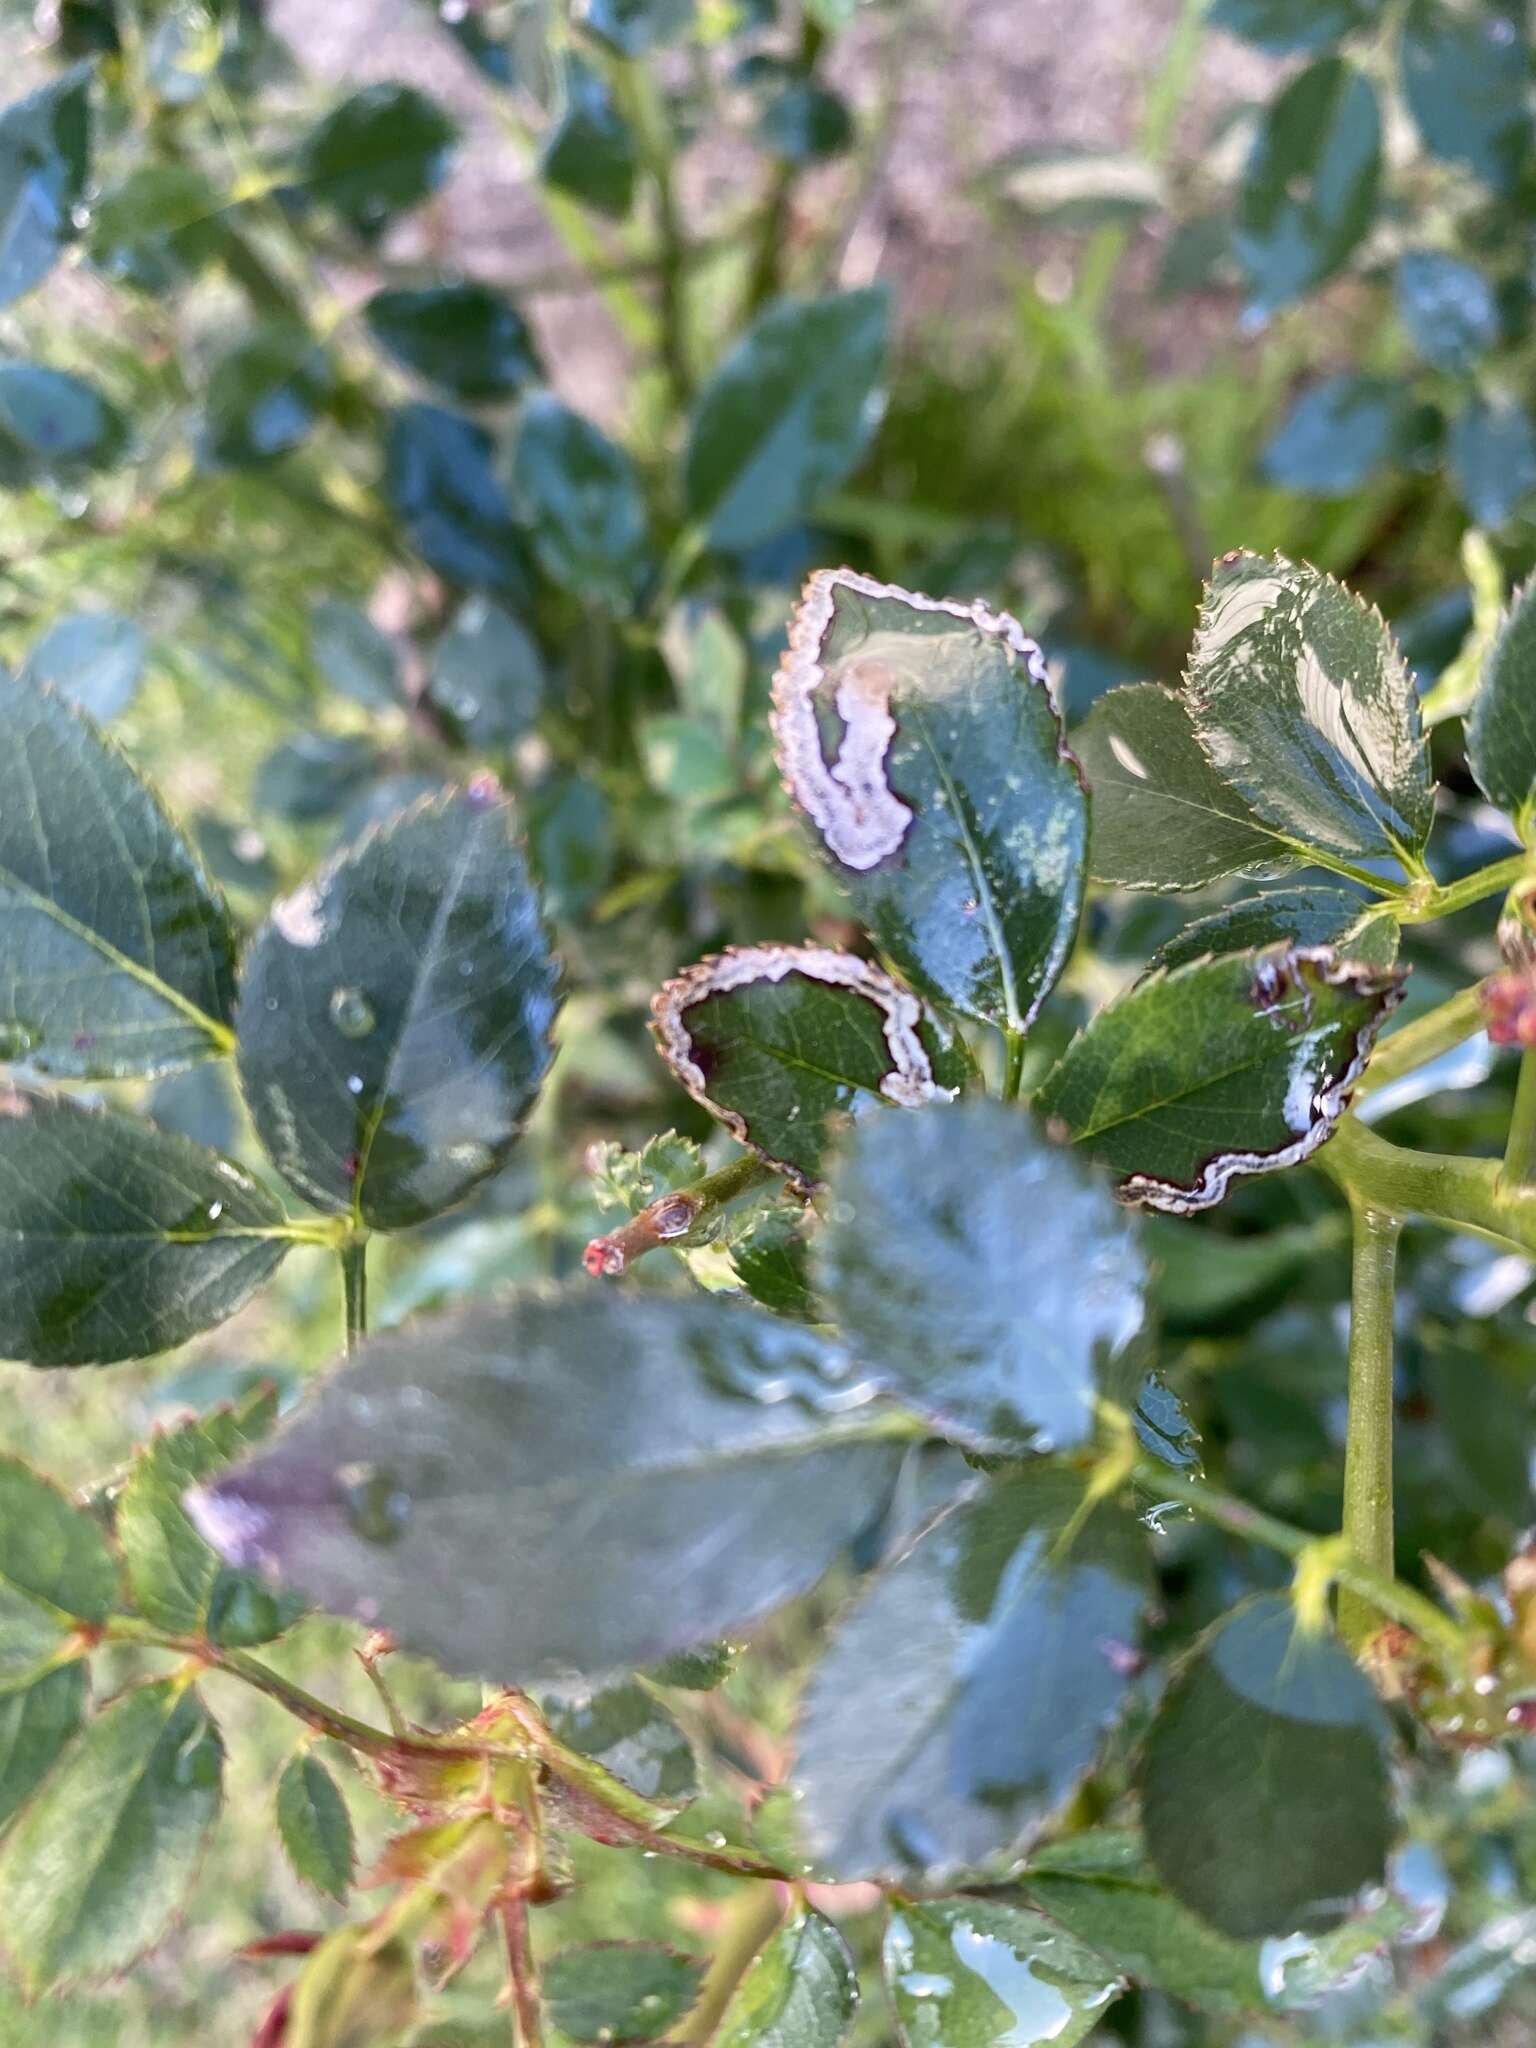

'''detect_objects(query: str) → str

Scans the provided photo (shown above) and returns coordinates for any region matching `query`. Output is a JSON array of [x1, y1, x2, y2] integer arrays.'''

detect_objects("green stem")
[[1502, 1049, 1536, 1191], [1338, 1204, 1402, 1648], [341, 1238, 368, 1355], [1001, 1029, 1026, 1103], [674, 1886, 789, 2047], [1397, 853, 1533, 925], [584, 1154, 779, 1277], [1316, 1115, 1536, 1256], [611, 57, 693, 409], [1352, 983, 1488, 1102]]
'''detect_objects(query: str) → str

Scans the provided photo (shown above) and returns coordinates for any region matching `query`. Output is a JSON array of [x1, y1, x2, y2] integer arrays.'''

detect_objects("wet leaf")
[[1073, 683, 1287, 891], [363, 280, 541, 401], [509, 394, 652, 611], [651, 943, 972, 1186], [0, 362, 128, 487], [0, 1679, 224, 1991], [540, 57, 636, 218], [202, 326, 332, 467], [0, 1091, 289, 1367], [1034, 945, 1405, 1212], [771, 570, 1086, 1032], [0, 66, 90, 307], [1396, 250, 1499, 374], [298, 83, 458, 239], [544, 1944, 705, 2043], [23, 610, 146, 723], [884, 1897, 1123, 2048], [275, 1752, 355, 1901], [714, 1910, 858, 2048], [427, 597, 544, 748], [541, 1681, 698, 1807], [1450, 395, 1536, 529], [0, 1665, 86, 1832], [1260, 375, 1403, 496], [1466, 575, 1536, 835], [0, 1458, 117, 1687], [1140, 1595, 1393, 1938], [1185, 553, 1434, 866], [1150, 886, 1390, 973], [793, 1467, 1148, 1881], [189, 1290, 902, 1686], [1234, 59, 1380, 316], [1401, 0, 1529, 193], [685, 291, 889, 550], [383, 403, 532, 599], [310, 600, 401, 711], [817, 1100, 1145, 1454], [237, 788, 559, 1231]]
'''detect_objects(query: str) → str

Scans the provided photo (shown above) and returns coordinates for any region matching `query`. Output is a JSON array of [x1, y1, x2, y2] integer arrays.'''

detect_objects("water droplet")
[[338, 1462, 411, 1545], [265, 997, 279, 1012], [207, 1200, 224, 1222], [346, 1074, 365, 1096], [704, 1829, 727, 1848], [329, 985, 377, 1039], [0, 1020, 40, 1060]]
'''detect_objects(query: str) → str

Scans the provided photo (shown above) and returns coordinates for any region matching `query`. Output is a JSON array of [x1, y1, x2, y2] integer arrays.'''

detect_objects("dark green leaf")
[[771, 570, 1086, 1031], [1140, 1595, 1393, 1938], [0, 1665, 86, 1832], [685, 291, 888, 549], [649, 1641, 737, 1690], [1035, 945, 1405, 1212], [310, 600, 401, 711], [275, 1751, 355, 1900], [817, 1100, 1145, 1454], [0, 66, 90, 307], [1396, 250, 1499, 373], [1209, 0, 1378, 52], [509, 394, 652, 611], [23, 610, 146, 722], [1450, 396, 1536, 530], [578, 0, 694, 56], [253, 732, 378, 823], [1261, 375, 1403, 496], [0, 674, 237, 1076], [190, 1290, 902, 1685], [0, 363, 128, 487], [299, 83, 459, 238], [1401, 0, 1529, 192], [1150, 886, 1390, 972], [732, 1205, 817, 1319], [530, 771, 613, 919], [1185, 552, 1434, 865], [1465, 575, 1536, 832], [544, 1944, 705, 2043], [428, 597, 545, 747], [237, 787, 558, 1231], [0, 1458, 117, 1686], [651, 943, 973, 1185], [0, 1091, 289, 1367], [758, 84, 854, 163], [1073, 683, 1287, 891], [383, 403, 532, 598], [90, 163, 225, 295], [540, 58, 636, 218], [793, 1467, 1148, 1881], [1233, 59, 1380, 316], [0, 1679, 224, 1991], [884, 1898, 1123, 2048], [202, 326, 332, 467], [714, 1910, 858, 2048], [363, 281, 541, 401], [542, 1681, 698, 1807]]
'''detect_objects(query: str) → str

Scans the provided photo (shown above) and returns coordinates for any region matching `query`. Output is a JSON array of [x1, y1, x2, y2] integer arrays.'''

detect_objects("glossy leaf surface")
[[651, 944, 972, 1185], [275, 1752, 355, 1901], [1035, 945, 1404, 1212], [428, 597, 545, 748], [1140, 1596, 1393, 1937], [543, 1943, 705, 2042], [0, 1680, 223, 1991], [0, 1092, 289, 1367], [771, 571, 1086, 1031], [884, 1897, 1122, 2048], [1401, 0, 1529, 192], [732, 1206, 817, 1319], [1185, 553, 1434, 865], [714, 1910, 858, 2048], [542, 1681, 698, 1807], [190, 1291, 902, 1685], [299, 83, 458, 238], [1150, 886, 1389, 973], [383, 403, 531, 599], [1234, 59, 1380, 315], [237, 788, 558, 1230], [793, 1467, 1148, 1881], [0, 1458, 117, 1687], [0, 66, 90, 307], [685, 291, 889, 550], [509, 394, 652, 611], [1468, 575, 1536, 833], [363, 281, 540, 400], [0, 1665, 85, 1832], [817, 1100, 1145, 1453]]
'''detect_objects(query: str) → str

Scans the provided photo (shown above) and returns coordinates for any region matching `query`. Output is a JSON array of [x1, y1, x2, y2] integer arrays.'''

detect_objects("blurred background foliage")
[[8, 0, 1536, 2040]]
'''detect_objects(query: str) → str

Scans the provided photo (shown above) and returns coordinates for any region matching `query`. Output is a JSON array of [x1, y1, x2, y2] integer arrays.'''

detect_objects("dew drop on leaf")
[[328, 985, 377, 1039], [0, 1021, 40, 1059]]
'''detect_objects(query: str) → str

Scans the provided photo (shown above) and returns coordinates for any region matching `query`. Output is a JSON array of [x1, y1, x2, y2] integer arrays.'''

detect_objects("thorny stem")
[[341, 1237, 369, 1356], [500, 1895, 545, 2048], [584, 1154, 780, 1276], [1338, 1204, 1403, 1649]]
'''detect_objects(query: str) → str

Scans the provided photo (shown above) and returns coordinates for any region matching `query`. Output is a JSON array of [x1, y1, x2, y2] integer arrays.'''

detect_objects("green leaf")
[[91, 162, 225, 295], [310, 600, 401, 711], [0, 674, 237, 1075], [1073, 683, 1288, 891], [0, 66, 90, 307], [254, 733, 379, 824], [509, 394, 652, 611], [1233, 59, 1380, 316], [1185, 552, 1434, 866], [275, 1751, 355, 1901], [299, 83, 459, 239], [1150, 886, 1392, 973], [685, 290, 888, 549], [732, 1205, 817, 1319], [544, 1943, 705, 2043], [884, 1897, 1123, 2048], [383, 403, 532, 599], [0, 1679, 224, 1992], [0, 362, 128, 487], [541, 1681, 698, 1808], [758, 83, 854, 165], [770, 570, 1086, 1032], [652, 944, 973, 1185], [363, 281, 541, 401], [1035, 945, 1405, 1212], [1260, 375, 1404, 497], [202, 326, 333, 467], [1140, 1595, 1393, 1938], [237, 787, 558, 1231], [23, 610, 146, 723], [0, 1091, 290, 1367], [649, 1641, 736, 1690], [0, 1458, 117, 1686], [793, 1467, 1148, 1881], [287, 1925, 419, 2048], [578, 0, 695, 56], [189, 1290, 902, 1686], [0, 1665, 86, 1832], [540, 57, 636, 218], [1401, 0, 1530, 193], [1396, 250, 1499, 374], [816, 1100, 1144, 1454], [714, 1910, 858, 2048], [1209, 0, 1378, 52], [1462, 576, 1536, 834], [1450, 395, 1536, 530], [428, 597, 545, 748]]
